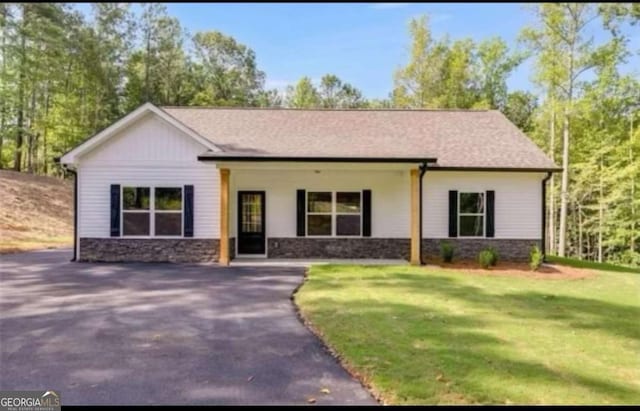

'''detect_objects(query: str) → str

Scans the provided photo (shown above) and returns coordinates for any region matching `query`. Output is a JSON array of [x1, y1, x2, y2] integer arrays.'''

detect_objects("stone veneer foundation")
[[78, 237, 538, 263], [79, 238, 235, 263], [422, 238, 540, 262], [267, 238, 411, 259]]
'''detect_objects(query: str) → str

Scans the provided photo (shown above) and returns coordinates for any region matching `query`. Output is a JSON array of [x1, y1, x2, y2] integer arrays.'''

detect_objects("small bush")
[[478, 250, 493, 269], [487, 246, 499, 266], [530, 245, 543, 271], [440, 241, 454, 263]]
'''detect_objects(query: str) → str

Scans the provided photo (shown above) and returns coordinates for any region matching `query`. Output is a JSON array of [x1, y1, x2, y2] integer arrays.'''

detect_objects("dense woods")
[[0, 3, 637, 266]]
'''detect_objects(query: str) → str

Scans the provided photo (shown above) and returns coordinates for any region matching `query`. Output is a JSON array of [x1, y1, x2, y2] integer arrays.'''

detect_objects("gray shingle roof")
[[161, 107, 559, 170]]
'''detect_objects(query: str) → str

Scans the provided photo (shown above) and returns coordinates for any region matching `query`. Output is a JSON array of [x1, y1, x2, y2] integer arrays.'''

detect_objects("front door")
[[237, 191, 266, 255]]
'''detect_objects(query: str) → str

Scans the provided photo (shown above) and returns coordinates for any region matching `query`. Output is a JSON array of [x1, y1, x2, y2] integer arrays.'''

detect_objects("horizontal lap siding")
[[78, 114, 218, 239], [230, 169, 410, 238], [422, 171, 544, 239]]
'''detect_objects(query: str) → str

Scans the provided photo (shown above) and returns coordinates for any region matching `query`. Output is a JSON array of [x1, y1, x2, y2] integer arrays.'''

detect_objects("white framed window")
[[458, 192, 485, 237], [306, 191, 362, 237], [122, 186, 183, 237]]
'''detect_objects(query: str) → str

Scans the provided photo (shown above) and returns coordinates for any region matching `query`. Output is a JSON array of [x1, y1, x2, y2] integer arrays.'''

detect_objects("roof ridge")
[[161, 106, 490, 112]]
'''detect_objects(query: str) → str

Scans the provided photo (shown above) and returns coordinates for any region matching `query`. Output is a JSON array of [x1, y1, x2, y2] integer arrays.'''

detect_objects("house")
[[58, 103, 559, 265]]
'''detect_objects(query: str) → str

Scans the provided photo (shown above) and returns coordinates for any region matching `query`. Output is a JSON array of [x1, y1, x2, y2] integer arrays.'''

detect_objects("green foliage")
[[530, 245, 543, 271], [504, 91, 538, 132], [192, 31, 265, 106], [478, 249, 494, 269], [392, 15, 523, 110], [440, 241, 454, 263], [285, 76, 320, 108], [285, 74, 365, 108], [487, 246, 499, 266]]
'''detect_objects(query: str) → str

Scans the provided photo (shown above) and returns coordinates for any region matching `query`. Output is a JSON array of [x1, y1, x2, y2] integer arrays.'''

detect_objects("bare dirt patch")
[[0, 170, 72, 253], [423, 257, 597, 280]]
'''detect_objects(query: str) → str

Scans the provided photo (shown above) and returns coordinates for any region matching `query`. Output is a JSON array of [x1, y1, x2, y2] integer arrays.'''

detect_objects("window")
[[123, 187, 150, 236], [307, 192, 332, 236], [154, 187, 183, 236], [459, 192, 484, 237], [122, 186, 182, 237], [306, 191, 361, 236]]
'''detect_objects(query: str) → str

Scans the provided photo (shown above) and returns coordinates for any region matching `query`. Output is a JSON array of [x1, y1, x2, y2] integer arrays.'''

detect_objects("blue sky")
[[74, 2, 638, 100]]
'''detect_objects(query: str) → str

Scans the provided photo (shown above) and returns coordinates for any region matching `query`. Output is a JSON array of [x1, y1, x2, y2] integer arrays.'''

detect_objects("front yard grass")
[[546, 255, 640, 274], [294, 264, 640, 404]]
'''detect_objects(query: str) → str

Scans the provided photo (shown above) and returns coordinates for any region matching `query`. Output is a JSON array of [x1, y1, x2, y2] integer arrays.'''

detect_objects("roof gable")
[[59, 103, 220, 165]]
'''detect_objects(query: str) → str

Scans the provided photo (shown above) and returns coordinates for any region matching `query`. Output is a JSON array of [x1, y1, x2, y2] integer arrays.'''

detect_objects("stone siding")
[[267, 238, 410, 259], [79, 238, 221, 263]]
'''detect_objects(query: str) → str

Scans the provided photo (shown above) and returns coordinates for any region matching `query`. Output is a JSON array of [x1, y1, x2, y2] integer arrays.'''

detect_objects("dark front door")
[[237, 191, 266, 255]]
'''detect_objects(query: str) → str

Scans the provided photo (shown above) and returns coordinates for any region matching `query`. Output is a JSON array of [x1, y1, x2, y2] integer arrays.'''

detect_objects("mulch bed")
[[422, 258, 597, 280]]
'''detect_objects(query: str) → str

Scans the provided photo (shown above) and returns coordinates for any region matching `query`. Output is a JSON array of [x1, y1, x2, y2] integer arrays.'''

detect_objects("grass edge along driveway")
[[294, 264, 640, 405]]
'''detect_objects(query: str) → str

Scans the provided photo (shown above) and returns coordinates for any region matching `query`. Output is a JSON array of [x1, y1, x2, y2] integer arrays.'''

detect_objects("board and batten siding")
[[230, 167, 410, 238], [422, 171, 545, 239], [78, 113, 218, 238]]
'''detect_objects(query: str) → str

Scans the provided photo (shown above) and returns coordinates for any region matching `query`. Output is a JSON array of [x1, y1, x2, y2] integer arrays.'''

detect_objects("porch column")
[[410, 168, 420, 265], [219, 168, 230, 265]]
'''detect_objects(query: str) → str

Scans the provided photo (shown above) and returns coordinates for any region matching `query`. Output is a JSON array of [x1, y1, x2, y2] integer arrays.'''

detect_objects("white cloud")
[[370, 3, 410, 10]]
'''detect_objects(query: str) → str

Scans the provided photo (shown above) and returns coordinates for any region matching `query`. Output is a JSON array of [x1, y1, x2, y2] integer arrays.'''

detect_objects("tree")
[[192, 31, 265, 106], [124, 4, 189, 109], [476, 37, 525, 110], [393, 15, 522, 110], [393, 15, 449, 108], [256, 88, 283, 107], [504, 91, 538, 133], [285, 77, 320, 108], [318, 74, 365, 108], [521, 3, 603, 257]]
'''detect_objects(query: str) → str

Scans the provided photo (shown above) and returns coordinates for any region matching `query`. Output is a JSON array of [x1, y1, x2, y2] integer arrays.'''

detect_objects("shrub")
[[440, 241, 454, 263], [487, 246, 499, 266], [530, 245, 543, 271], [478, 250, 493, 269]]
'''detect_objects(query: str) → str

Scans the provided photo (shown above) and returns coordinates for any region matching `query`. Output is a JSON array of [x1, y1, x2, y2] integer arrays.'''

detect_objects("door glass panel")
[[241, 194, 262, 233]]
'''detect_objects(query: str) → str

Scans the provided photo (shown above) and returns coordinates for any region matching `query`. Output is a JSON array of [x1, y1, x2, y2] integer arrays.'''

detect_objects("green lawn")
[[546, 255, 640, 274], [295, 265, 640, 404]]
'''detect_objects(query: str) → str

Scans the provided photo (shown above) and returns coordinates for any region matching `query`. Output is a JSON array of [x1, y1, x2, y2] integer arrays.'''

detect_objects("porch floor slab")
[[230, 258, 408, 267]]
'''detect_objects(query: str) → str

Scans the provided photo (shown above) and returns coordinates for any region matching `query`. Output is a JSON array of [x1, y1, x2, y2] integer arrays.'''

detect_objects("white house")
[[58, 103, 559, 264]]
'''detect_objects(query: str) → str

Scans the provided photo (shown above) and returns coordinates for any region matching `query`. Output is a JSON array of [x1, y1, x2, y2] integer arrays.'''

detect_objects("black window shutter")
[[448, 190, 458, 238], [296, 189, 306, 236], [362, 189, 372, 237], [184, 185, 194, 237], [110, 184, 120, 237], [486, 190, 495, 238]]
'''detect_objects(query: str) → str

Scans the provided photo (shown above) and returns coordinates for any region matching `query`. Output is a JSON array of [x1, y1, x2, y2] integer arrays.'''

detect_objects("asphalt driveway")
[[0, 249, 376, 405]]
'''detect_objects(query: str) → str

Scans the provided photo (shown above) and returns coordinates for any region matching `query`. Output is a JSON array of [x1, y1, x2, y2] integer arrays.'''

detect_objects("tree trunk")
[[42, 87, 50, 175], [549, 108, 556, 254], [558, 108, 570, 257], [578, 203, 583, 259], [13, 6, 27, 172], [631, 114, 636, 253], [27, 87, 36, 173], [598, 155, 604, 263]]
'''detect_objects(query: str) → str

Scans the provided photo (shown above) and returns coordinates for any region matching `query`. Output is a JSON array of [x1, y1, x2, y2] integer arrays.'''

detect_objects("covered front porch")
[[213, 161, 432, 266]]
